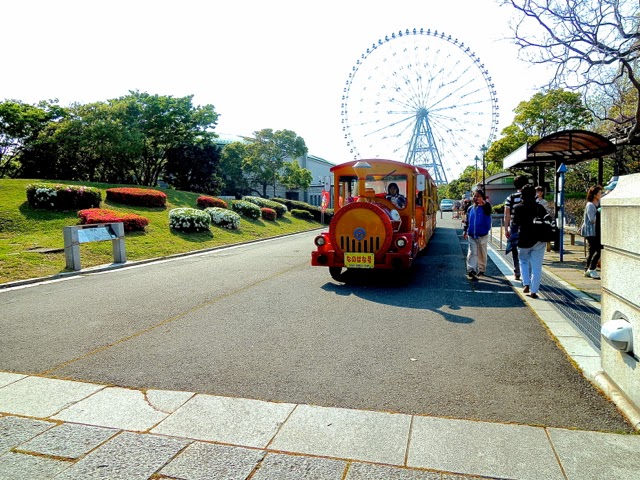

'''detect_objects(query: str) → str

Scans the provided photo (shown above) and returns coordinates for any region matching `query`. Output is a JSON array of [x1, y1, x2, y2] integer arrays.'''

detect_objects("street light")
[[474, 155, 479, 185], [480, 144, 488, 190]]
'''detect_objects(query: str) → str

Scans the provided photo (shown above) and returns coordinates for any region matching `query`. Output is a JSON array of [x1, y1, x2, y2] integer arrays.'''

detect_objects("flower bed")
[[205, 207, 241, 230], [243, 196, 288, 218], [230, 200, 261, 219], [106, 187, 167, 208], [26, 183, 101, 210], [78, 208, 149, 232], [261, 207, 277, 221], [196, 195, 228, 209], [169, 208, 211, 232]]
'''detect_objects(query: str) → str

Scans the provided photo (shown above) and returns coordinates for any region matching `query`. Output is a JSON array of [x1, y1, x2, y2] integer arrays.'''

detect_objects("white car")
[[440, 199, 454, 211]]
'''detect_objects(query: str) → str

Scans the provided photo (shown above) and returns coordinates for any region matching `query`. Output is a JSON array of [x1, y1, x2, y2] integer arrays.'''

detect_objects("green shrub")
[[492, 203, 505, 214], [205, 207, 241, 230], [272, 197, 333, 224], [243, 196, 288, 218], [231, 200, 261, 219], [26, 183, 101, 210], [169, 208, 210, 232], [291, 209, 313, 220]]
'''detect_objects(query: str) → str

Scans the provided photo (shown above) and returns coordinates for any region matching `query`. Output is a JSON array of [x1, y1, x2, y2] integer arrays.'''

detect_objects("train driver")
[[386, 182, 407, 209]]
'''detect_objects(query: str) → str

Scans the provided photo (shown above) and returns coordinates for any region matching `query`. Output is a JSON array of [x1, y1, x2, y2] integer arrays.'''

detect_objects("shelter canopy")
[[503, 130, 615, 169]]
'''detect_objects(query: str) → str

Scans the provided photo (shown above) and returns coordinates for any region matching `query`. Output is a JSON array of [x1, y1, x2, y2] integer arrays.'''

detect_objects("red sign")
[[321, 190, 330, 211]]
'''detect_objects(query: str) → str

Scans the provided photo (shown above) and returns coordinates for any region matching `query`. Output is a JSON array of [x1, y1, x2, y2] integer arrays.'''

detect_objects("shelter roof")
[[503, 130, 616, 169]]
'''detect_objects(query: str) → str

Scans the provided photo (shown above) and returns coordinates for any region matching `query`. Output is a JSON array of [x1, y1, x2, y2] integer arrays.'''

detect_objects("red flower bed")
[[196, 196, 228, 209], [106, 187, 167, 208], [261, 207, 277, 221], [78, 208, 149, 232]]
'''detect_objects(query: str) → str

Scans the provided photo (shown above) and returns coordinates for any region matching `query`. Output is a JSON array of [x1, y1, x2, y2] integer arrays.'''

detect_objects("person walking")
[[535, 186, 549, 212], [504, 175, 530, 281], [512, 185, 551, 299], [463, 189, 492, 279], [581, 185, 603, 279]]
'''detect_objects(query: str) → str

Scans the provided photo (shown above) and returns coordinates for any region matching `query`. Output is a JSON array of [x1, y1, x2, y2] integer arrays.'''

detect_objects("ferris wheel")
[[341, 28, 499, 185]]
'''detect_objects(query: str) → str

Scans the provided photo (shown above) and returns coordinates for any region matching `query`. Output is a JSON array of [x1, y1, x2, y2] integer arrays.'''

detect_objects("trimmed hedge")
[[291, 209, 313, 220], [261, 207, 277, 221], [243, 196, 288, 218], [169, 208, 211, 232], [26, 183, 101, 210], [78, 208, 149, 232], [272, 197, 333, 224], [196, 195, 228, 209], [205, 207, 241, 230], [231, 200, 261, 219], [106, 187, 167, 208]]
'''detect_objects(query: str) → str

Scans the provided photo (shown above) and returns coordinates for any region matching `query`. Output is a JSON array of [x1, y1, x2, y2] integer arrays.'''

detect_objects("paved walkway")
[[1, 229, 640, 479]]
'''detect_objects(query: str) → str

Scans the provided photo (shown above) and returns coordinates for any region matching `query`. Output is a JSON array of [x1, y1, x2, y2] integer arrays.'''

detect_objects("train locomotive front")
[[311, 159, 437, 280]]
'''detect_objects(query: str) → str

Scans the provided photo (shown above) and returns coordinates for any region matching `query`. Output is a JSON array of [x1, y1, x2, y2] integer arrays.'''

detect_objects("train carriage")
[[311, 159, 438, 280]]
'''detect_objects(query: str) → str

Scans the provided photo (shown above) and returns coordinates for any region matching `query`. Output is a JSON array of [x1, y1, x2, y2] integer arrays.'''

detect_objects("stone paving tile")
[[408, 416, 564, 480], [152, 394, 295, 448], [53, 386, 169, 431], [0, 451, 70, 479], [160, 441, 265, 480], [17, 422, 119, 459], [251, 452, 347, 480], [146, 389, 194, 413], [53, 431, 190, 480], [269, 404, 411, 466], [548, 427, 640, 480], [345, 462, 440, 479], [0, 416, 55, 454], [0, 372, 26, 388], [0, 376, 103, 418]]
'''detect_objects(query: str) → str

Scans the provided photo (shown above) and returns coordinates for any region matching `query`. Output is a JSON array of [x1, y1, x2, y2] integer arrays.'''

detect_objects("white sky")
[[2, 0, 551, 179]]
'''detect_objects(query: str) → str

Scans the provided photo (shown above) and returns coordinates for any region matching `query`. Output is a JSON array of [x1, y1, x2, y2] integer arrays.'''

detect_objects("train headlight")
[[395, 237, 407, 248], [390, 209, 401, 222], [315, 235, 326, 247]]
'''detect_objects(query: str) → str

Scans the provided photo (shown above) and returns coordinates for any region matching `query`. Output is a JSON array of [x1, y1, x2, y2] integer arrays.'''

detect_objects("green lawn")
[[0, 179, 321, 285]]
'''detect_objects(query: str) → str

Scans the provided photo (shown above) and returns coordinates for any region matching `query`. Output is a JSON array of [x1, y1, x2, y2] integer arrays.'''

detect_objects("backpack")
[[533, 210, 557, 243]]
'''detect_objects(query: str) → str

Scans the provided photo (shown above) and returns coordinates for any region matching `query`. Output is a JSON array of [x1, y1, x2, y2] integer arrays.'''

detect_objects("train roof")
[[330, 159, 432, 179]]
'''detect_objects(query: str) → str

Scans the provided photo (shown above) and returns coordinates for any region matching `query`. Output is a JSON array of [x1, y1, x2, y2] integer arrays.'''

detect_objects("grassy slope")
[[0, 179, 320, 284]]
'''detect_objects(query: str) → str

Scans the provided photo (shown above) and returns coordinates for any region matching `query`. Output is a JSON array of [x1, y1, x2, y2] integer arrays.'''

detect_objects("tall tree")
[[220, 142, 251, 198], [279, 160, 313, 190], [165, 140, 223, 194], [485, 89, 592, 172], [502, 0, 640, 144], [0, 100, 65, 177], [242, 129, 308, 197]]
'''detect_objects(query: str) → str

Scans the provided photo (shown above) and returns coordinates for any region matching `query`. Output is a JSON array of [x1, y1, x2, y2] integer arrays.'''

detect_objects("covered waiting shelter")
[[503, 129, 616, 189], [502, 129, 616, 256]]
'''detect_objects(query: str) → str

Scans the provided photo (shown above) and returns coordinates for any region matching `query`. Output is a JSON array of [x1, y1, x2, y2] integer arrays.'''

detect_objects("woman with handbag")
[[581, 185, 603, 279], [512, 185, 552, 299]]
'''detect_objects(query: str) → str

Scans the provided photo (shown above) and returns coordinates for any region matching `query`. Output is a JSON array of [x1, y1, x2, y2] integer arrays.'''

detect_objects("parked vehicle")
[[440, 199, 455, 211]]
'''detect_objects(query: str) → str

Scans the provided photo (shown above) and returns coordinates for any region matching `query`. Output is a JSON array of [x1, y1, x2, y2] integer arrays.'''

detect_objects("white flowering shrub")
[[242, 196, 288, 218], [26, 183, 101, 210], [205, 207, 241, 230], [169, 208, 211, 232], [231, 200, 261, 219]]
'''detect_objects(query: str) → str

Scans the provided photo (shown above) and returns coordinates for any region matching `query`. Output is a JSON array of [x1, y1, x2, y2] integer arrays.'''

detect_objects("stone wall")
[[600, 172, 640, 410]]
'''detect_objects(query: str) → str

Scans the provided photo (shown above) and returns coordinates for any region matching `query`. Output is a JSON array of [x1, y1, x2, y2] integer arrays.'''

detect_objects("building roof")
[[503, 130, 616, 169]]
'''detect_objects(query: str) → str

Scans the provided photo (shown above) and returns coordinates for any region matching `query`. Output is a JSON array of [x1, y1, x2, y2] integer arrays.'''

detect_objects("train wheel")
[[329, 267, 345, 282]]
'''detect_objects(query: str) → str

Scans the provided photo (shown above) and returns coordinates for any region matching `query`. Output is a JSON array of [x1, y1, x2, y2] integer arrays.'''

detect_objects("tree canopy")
[[502, 0, 640, 144]]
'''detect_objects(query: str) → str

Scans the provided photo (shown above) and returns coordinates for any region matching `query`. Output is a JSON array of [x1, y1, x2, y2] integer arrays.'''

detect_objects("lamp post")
[[480, 144, 488, 190], [474, 155, 479, 186]]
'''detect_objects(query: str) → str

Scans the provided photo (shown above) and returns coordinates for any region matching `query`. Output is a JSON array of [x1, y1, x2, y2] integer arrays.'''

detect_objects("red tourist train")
[[311, 159, 438, 280]]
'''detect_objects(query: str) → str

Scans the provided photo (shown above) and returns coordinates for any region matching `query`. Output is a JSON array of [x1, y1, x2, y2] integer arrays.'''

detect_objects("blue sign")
[[354, 227, 366, 240]]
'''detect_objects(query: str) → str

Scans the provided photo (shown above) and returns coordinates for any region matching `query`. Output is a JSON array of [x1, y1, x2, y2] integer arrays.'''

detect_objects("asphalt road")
[[0, 218, 632, 432]]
